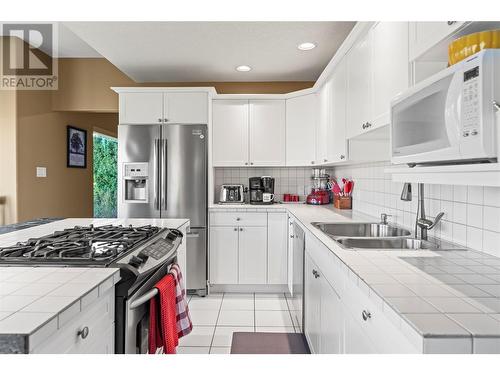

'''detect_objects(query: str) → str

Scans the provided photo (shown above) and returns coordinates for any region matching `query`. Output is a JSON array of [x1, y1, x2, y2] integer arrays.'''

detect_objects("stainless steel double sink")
[[312, 222, 439, 251]]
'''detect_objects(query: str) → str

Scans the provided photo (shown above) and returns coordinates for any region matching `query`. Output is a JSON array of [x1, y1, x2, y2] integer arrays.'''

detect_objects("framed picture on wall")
[[67, 125, 87, 168]]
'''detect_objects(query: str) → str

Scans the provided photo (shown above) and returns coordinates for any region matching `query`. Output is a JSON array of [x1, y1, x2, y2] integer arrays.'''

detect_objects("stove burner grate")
[[0, 224, 160, 262]]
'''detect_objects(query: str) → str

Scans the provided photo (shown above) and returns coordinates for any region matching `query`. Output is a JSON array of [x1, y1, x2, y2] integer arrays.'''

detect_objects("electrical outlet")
[[36, 167, 47, 178]]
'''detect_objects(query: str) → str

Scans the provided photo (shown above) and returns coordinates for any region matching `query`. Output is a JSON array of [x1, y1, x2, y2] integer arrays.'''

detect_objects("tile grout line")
[[208, 292, 224, 353]]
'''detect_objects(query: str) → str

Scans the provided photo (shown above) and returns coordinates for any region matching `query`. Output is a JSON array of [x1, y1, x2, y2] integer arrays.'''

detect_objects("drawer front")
[[210, 212, 267, 226], [31, 289, 115, 354], [342, 280, 419, 353]]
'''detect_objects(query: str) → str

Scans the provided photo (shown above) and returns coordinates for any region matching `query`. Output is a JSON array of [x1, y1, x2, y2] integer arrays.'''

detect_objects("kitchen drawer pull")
[[362, 310, 372, 321], [78, 326, 89, 339]]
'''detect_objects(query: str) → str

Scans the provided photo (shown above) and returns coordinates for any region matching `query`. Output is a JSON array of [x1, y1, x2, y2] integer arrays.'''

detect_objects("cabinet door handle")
[[447, 21, 456, 25], [290, 235, 295, 238], [236, 217, 241, 221], [312, 270, 320, 279], [158, 118, 162, 123], [323, 159, 328, 162], [244, 162, 249, 166], [362, 310, 372, 321], [164, 118, 169, 122], [250, 162, 254, 165], [239, 228, 243, 231], [340, 155, 345, 160], [311, 161, 315, 164], [233, 228, 238, 231], [77, 326, 89, 339]]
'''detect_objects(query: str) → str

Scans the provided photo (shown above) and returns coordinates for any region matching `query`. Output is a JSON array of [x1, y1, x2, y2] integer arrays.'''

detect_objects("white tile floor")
[[178, 292, 299, 354]]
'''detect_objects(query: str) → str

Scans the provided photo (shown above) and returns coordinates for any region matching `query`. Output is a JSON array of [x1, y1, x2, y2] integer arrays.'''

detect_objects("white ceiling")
[[62, 22, 355, 82]]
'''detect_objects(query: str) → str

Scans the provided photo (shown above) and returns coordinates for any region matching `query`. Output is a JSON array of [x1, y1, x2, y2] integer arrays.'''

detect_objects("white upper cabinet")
[[409, 21, 465, 61], [316, 81, 331, 164], [119, 91, 208, 125], [119, 92, 164, 124], [164, 92, 208, 124], [329, 58, 348, 163], [212, 100, 249, 167], [371, 22, 409, 128], [346, 31, 373, 139], [285, 94, 317, 166], [346, 22, 409, 139], [249, 100, 286, 166]]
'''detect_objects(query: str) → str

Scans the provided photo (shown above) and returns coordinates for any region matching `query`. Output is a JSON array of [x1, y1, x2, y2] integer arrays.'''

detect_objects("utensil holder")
[[334, 196, 352, 209]]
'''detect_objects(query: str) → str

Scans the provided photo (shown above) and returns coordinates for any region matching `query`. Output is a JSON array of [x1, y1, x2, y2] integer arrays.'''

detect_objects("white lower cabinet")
[[209, 211, 288, 288], [304, 251, 343, 354], [31, 288, 115, 354], [319, 276, 343, 354], [344, 310, 377, 354], [238, 226, 267, 284], [304, 253, 322, 353], [267, 212, 288, 284], [209, 226, 239, 284], [303, 228, 419, 354]]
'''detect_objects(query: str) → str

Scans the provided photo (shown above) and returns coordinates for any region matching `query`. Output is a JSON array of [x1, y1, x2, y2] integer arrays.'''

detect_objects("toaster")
[[219, 184, 244, 204]]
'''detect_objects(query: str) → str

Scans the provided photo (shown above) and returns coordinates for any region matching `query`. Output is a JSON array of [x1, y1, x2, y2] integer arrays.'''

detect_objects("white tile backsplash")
[[213, 167, 333, 202], [332, 161, 500, 258]]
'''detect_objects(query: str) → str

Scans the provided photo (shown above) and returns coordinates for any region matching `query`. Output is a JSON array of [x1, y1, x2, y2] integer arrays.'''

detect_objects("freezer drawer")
[[186, 228, 207, 294]]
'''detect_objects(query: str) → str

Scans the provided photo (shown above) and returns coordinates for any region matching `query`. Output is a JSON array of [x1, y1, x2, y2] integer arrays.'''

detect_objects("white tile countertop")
[[0, 218, 190, 353], [209, 204, 500, 353]]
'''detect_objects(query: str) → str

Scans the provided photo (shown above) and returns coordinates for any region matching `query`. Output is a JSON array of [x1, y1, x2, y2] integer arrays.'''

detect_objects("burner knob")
[[166, 231, 178, 241], [128, 255, 144, 268]]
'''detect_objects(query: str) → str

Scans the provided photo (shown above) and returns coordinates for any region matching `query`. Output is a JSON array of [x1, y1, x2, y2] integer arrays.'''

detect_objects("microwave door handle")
[[153, 139, 160, 211], [161, 139, 167, 211]]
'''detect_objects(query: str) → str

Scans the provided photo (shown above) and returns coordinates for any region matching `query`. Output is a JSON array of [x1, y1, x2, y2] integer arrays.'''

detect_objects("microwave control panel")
[[461, 66, 480, 137]]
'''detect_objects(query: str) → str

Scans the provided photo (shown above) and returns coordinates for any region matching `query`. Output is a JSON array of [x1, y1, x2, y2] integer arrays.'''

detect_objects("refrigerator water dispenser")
[[123, 163, 149, 203]]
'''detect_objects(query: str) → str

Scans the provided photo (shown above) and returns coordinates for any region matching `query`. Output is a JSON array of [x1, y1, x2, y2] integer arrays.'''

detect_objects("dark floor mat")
[[230, 332, 310, 354]]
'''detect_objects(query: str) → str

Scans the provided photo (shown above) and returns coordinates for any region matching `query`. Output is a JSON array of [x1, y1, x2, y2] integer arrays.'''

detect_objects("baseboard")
[[209, 284, 289, 294]]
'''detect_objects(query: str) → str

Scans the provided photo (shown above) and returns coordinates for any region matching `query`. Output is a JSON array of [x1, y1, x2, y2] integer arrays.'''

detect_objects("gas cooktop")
[[0, 224, 161, 266]]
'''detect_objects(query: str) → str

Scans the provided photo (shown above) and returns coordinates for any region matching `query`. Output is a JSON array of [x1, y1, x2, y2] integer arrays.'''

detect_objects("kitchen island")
[[208, 203, 500, 353], [0, 218, 190, 354]]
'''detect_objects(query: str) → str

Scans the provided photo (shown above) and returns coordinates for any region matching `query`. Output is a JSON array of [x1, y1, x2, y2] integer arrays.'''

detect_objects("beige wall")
[[52, 58, 315, 112], [0, 90, 18, 225], [16, 89, 118, 221]]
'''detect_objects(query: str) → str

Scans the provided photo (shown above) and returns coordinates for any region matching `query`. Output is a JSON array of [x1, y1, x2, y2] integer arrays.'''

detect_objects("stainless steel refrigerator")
[[117, 124, 207, 295]]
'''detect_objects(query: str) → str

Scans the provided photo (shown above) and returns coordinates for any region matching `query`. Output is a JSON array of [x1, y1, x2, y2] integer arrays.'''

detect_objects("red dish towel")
[[149, 274, 178, 354], [169, 263, 193, 338]]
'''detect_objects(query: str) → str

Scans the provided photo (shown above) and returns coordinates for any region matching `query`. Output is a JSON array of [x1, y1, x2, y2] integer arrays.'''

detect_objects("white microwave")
[[391, 50, 500, 166]]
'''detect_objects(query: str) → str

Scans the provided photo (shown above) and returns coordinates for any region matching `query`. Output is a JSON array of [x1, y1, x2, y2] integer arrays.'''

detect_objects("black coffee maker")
[[249, 176, 275, 205]]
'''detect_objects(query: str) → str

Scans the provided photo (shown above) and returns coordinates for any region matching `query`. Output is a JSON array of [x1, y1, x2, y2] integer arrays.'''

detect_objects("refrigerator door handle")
[[161, 138, 167, 211], [153, 139, 160, 211]]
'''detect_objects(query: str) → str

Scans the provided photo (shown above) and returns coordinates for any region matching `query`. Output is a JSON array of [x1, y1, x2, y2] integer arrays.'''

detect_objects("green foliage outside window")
[[93, 133, 118, 218]]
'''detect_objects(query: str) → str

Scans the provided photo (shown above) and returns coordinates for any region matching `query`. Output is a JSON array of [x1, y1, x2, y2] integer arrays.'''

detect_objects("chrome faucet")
[[400, 183, 444, 240]]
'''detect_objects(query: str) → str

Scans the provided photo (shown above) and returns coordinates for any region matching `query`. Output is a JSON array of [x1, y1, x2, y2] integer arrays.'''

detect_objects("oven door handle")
[[129, 288, 159, 310]]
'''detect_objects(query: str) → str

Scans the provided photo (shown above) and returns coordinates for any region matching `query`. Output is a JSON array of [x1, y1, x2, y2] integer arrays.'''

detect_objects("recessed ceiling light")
[[236, 65, 252, 72], [297, 42, 317, 51]]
